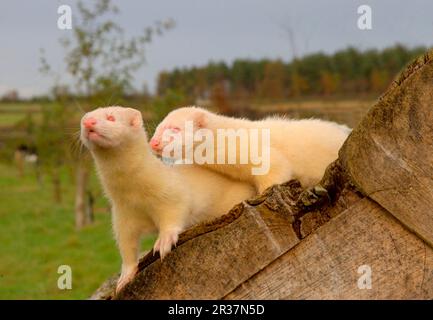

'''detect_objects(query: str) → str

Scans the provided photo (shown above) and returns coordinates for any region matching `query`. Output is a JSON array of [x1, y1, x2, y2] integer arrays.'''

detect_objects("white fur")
[[152, 106, 351, 192], [81, 106, 255, 293]]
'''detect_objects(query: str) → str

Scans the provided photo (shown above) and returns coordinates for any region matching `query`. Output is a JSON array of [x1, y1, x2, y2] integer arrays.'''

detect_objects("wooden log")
[[339, 50, 433, 246], [225, 198, 433, 299]]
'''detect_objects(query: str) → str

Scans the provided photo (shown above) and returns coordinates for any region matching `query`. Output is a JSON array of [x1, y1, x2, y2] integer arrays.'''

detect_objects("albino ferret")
[[80, 106, 255, 292], [150, 106, 351, 193]]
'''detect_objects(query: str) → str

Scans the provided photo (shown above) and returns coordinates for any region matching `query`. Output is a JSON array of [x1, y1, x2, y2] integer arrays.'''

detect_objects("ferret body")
[[80, 106, 255, 292], [151, 106, 351, 193]]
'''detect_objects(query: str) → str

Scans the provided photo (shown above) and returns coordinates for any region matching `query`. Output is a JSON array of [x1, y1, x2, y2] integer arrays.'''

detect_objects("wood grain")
[[340, 50, 433, 247], [225, 198, 433, 299]]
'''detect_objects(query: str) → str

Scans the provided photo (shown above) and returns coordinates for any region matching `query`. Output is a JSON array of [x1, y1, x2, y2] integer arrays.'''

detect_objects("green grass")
[[0, 102, 42, 111], [0, 102, 44, 127], [0, 113, 27, 127], [0, 162, 154, 299]]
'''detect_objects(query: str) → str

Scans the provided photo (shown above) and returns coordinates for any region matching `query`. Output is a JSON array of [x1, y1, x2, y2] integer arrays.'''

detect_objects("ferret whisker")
[[70, 137, 81, 157], [97, 91, 118, 108], [79, 141, 88, 159], [69, 129, 85, 158], [145, 122, 158, 135], [64, 129, 81, 136], [105, 91, 116, 107], [71, 99, 86, 114], [78, 142, 84, 158], [71, 129, 81, 136], [65, 125, 81, 130]]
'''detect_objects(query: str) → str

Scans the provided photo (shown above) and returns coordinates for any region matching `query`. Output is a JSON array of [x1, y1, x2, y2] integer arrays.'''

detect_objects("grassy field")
[[0, 102, 42, 126], [0, 162, 154, 299], [254, 98, 374, 128]]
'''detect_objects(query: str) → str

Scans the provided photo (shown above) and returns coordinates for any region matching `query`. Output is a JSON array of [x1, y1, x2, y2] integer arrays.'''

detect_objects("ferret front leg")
[[153, 205, 186, 260], [113, 218, 142, 293]]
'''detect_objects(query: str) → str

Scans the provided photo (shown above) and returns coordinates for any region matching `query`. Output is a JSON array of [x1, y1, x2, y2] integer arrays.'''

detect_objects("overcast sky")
[[1, 0, 432, 98]]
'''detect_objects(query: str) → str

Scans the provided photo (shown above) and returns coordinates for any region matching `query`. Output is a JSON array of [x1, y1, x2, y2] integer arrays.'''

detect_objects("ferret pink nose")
[[83, 117, 97, 129], [150, 138, 160, 149]]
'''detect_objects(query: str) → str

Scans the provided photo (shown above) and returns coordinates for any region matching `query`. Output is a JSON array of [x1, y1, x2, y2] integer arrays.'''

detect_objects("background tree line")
[[156, 45, 427, 102]]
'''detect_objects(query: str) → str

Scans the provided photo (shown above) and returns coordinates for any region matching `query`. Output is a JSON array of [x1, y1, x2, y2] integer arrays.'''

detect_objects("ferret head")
[[80, 106, 144, 150], [150, 106, 209, 155]]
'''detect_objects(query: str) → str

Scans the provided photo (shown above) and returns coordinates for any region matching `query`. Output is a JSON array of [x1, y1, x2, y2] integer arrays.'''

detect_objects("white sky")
[[1, 0, 432, 98]]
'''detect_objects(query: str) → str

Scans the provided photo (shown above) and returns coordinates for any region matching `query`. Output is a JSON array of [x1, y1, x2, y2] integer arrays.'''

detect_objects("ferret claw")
[[116, 265, 138, 295], [153, 230, 179, 260], [153, 238, 161, 255]]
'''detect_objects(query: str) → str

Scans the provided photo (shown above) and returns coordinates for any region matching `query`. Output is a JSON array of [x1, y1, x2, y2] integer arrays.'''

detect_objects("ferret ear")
[[194, 110, 207, 128], [129, 110, 143, 128]]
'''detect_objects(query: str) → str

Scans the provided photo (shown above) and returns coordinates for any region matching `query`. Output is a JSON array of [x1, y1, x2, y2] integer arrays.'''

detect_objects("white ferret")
[[150, 106, 351, 193], [80, 106, 255, 292]]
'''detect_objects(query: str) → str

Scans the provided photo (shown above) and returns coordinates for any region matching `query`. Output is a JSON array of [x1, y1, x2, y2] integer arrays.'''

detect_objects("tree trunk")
[[75, 159, 89, 230], [52, 168, 62, 203], [14, 150, 24, 177], [85, 190, 95, 224]]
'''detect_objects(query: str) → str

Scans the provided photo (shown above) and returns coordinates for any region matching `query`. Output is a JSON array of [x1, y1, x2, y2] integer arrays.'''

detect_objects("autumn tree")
[[258, 60, 286, 101], [320, 71, 340, 96], [370, 69, 390, 93], [35, 102, 73, 203], [210, 80, 231, 114]]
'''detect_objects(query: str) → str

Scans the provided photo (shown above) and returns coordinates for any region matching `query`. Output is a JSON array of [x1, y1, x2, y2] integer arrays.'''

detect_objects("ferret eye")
[[170, 127, 180, 133], [107, 115, 115, 122]]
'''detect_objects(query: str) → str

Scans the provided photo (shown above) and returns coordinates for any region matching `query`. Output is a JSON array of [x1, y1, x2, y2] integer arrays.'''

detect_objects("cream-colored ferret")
[[80, 106, 255, 292], [150, 106, 351, 193]]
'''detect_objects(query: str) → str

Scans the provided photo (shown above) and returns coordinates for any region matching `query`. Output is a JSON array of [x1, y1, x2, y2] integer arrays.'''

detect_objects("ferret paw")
[[116, 265, 138, 294], [153, 230, 179, 260], [297, 185, 330, 208]]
